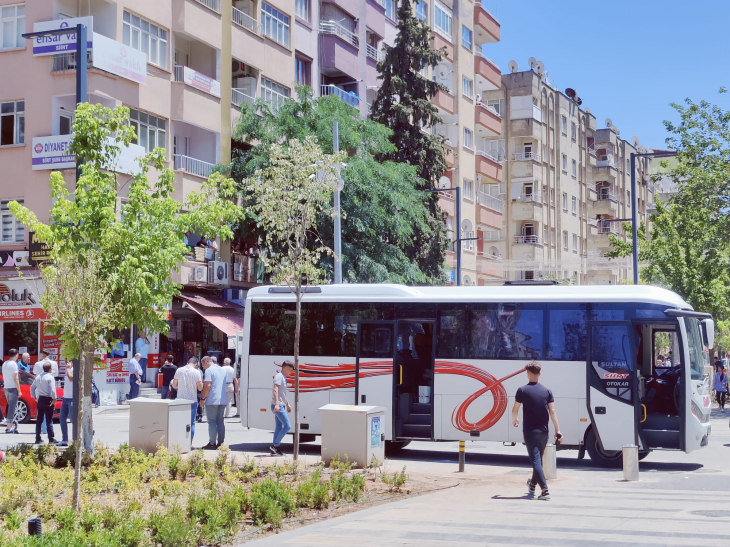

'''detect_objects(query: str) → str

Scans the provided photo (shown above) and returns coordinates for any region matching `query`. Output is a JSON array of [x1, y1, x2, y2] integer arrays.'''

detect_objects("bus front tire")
[[585, 428, 623, 468], [385, 440, 411, 456]]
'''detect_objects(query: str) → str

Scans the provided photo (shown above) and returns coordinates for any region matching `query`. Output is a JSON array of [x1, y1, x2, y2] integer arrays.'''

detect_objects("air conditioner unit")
[[189, 265, 207, 284], [208, 261, 229, 285]]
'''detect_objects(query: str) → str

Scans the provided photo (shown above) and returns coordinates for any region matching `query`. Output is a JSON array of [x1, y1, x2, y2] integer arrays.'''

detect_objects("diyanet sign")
[[32, 17, 93, 56], [32, 135, 74, 170]]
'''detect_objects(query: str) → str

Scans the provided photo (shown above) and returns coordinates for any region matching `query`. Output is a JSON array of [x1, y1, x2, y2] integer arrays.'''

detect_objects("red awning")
[[184, 302, 244, 336], [178, 294, 242, 310]]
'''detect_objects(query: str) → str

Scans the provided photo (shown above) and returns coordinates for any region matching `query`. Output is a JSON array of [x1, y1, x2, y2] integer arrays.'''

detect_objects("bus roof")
[[246, 284, 693, 310]]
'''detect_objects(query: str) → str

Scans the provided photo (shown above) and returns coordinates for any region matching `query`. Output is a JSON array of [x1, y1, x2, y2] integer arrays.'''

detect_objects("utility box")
[[319, 404, 385, 468], [129, 398, 193, 454]]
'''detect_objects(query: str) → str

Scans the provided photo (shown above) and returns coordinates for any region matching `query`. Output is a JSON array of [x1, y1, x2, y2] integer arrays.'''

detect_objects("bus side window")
[[547, 306, 587, 361]]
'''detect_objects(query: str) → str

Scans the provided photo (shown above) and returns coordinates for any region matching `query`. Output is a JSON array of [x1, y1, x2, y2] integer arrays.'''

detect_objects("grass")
[[0, 442, 388, 546]]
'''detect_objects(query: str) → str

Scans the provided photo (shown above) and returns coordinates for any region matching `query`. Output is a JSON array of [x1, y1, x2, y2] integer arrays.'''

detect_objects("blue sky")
[[484, 0, 730, 148]]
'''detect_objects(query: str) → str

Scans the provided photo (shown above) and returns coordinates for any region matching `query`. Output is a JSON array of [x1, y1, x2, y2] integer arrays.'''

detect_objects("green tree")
[[10, 103, 241, 452], [369, 0, 449, 280], [231, 87, 441, 284], [243, 136, 342, 460]]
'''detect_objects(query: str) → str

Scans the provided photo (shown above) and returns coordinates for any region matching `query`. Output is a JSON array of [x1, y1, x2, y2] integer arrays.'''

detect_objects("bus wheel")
[[385, 440, 411, 456], [585, 429, 623, 468]]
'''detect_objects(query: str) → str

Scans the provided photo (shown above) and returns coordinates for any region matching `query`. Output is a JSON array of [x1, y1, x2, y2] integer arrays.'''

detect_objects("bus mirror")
[[701, 319, 715, 349]]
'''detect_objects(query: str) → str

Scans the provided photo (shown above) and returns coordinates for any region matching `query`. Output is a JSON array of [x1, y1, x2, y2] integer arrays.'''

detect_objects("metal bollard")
[[623, 445, 639, 481], [458, 440, 465, 472], [543, 443, 557, 480]]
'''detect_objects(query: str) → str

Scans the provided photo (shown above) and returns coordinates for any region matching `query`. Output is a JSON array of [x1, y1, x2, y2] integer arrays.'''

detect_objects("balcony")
[[587, 146, 597, 166], [475, 150, 503, 182], [194, 0, 221, 12], [231, 88, 255, 108], [431, 31, 454, 61], [321, 21, 360, 80], [513, 235, 543, 245], [320, 20, 358, 47], [477, 253, 504, 278], [173, 0, 223, 50], [474, 2, 500, 46], [232, 5, 260, 35], [477, 193, 503, 229], [512, 198, 543, 222], [510, 117, 542, 141], [171, 67, 221, 133], [174, 65, 221, 98], [432, 89, 455, 115], [321, 84, 360, 108], [596, 154, 616, 168], [481, 229, 505, 242], [366, 44, 385, 62], [513, 152, 541, 162], [513, 192, 542, 204], [592, 191, 619, 215], [475, 104, 502, 137], [443, 142, 455, 168], [174, 154, 214, 178], [474, 51, 501, 90]]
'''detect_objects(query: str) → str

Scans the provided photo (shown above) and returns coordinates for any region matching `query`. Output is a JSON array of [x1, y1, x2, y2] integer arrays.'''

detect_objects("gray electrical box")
[[319, 404, 386, 467], [129, 398, 193, 454]]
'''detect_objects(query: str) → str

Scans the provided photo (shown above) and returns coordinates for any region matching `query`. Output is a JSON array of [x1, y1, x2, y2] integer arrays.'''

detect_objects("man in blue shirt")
[[200, 356, 229, 450], [135, 331, 149, 383]]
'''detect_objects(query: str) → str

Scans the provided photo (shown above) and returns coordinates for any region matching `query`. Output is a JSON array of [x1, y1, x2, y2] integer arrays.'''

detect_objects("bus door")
[[586, 321, 640, 451], [356, 321, 395, 419], [393, 320, 436, 440]]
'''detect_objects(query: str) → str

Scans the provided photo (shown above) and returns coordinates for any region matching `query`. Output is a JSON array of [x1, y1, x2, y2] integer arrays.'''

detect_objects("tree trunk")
[[72, 351, 86, 512], [82, 348, 95, 454], [292, 281, 302, 460]]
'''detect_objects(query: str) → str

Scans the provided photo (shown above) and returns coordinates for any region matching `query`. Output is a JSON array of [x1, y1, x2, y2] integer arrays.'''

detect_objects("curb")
[[94, 406, 130, 415]]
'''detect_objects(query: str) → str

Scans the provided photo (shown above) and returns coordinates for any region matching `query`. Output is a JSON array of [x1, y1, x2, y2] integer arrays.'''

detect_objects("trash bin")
[[129, 398, 193, 454], [319, 404, 385, 467]]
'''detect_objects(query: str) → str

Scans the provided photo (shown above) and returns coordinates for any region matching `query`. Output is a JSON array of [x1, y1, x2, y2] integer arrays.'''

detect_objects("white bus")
[[237, 284, 713, 466]]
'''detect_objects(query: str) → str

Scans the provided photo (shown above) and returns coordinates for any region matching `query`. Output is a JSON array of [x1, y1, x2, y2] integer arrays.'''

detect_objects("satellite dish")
[[585, 107, 591, 114], [438, 176, 450, 189], [434, 62, 451, 83], [631, 136, 640, 146], [565, 88, 576, 99], [605, 118, 612, 127], [528, 57, 537, 68], [575, 97, 583, 106], [508, 60, 519, 73], [612, 126, 620, 135], [463, 275, 473, 287], [534, 61, 545, 75]]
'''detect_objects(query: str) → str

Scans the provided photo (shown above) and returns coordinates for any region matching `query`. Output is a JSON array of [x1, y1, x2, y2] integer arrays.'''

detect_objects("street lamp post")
[[333, 120, 343, 284], [22, 24, 88, 441]]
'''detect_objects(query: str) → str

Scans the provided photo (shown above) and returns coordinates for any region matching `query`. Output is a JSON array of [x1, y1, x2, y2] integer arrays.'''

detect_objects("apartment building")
[[478, 68, 654, 285]]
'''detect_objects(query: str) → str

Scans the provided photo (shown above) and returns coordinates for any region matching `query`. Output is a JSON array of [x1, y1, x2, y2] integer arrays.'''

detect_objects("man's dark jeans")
[[524, 431, 549, 490], [36, 396, 56, 442]]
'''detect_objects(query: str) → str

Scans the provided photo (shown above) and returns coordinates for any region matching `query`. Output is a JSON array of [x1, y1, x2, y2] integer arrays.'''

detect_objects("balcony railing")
[[194, 0, 221, 13], [231, 88, 255, 107], [597, 155, 616, 167], [596, 190, 618, 202], [232, 6, 260, 34], [477, 251, 501, 260], [513, 235, 543, 245], [514, 192, 542, 203], [476, 149, 504, 163], [320, 84, 360, 107], [51, 51, 93, 72], [320, 20, 359, 47], [174, 155, 214, 178], [477, 192, 504, 212], [477, 102, 502, 118], [482, 229, 505, 241], [366, 44, 385, 62], [513, 152, 540, 161], [599, 221, 619, 235]]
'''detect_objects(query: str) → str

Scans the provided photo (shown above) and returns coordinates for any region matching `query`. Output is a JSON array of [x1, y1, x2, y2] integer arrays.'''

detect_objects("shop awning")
[[184, 302, 244, 336]]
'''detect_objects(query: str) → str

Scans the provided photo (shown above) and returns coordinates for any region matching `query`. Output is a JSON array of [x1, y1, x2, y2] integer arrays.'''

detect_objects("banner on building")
[[107, 358, 129, 383], [29, 232, 53, 264], [32, 135, 75, 170], [182, 66, 221, 98], [32, 17, 93, 56], [40, 321, 67, 375], [92, 32, 147, 85], [0, 250, 30, 268]]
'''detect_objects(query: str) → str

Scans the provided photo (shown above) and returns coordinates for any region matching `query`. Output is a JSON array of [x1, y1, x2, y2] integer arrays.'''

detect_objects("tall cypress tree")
[[371, 0, 449, 281]]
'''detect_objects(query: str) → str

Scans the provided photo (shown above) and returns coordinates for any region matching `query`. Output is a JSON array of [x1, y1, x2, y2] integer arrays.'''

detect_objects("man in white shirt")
[[58, 362, 74, 446], [31, 361, 58, 445], [2, 348, 20, 434], [128, 353, 142, 400], [34, 350, 59, 377], [172, 357, 203, 443], [270, 360, 294, 456], [135, 331, 149, 383], [221, 357, 238, 418]]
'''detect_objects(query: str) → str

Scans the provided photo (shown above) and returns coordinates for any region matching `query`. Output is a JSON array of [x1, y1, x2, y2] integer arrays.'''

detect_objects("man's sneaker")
[[538, 489, 550, 501], [526, 479, 536, 497], [34, 438, 43, 445], [201, 443, 217, 450], [275, 446, 284, 456], [58, 441, 69, 447], [269, 445, 278, 456]]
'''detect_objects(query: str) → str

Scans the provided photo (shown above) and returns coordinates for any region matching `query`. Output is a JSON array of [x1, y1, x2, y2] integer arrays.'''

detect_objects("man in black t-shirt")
[[160, 356, 178, 400], [511, 361, 562, 501]]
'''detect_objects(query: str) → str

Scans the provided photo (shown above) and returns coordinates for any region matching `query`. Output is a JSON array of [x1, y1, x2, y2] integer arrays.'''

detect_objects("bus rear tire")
[[585, 428, 623, 468], [385, 440, 411, 456]]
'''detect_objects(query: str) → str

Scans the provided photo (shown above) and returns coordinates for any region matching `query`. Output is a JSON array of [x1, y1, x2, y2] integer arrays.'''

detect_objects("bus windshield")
[[685, 317, 705, 380]]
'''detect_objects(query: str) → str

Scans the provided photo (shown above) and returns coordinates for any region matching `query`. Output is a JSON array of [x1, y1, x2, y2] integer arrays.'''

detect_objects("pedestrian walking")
[[270, 360, 294, 456], [200, 356, 228, 450], [511, 361, 562, 501], [128, 353, 143, 400], [34, 350, 59, 377], [713, 361, 728, 410], [221, 357, 238, 418], [171, 357, 203, 444], [31, 361, 58, 445], [159, 356, 177, 400], [2, 349, 20, 435], [58, 362, 74, 446]]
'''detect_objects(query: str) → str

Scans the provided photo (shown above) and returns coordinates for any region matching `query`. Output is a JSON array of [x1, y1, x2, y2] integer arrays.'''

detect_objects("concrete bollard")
[[458, 441, 465, 472], [543, 443, 557, 480], [623, 445, 639, 481]]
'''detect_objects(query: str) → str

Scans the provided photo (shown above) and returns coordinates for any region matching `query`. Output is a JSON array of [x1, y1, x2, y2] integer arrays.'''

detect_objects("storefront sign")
[[40, 321, 67, 375], [32, 17, 93, 56], [0, 282, 38, 306], [107, 358, 129, 383], [182, 66, 221, 98], [29, 232, 53, 265], [0, 308, 46, 321], [32, 135, 75, 170], [92, 32, 147, 85], [0, 250, 30, 268]]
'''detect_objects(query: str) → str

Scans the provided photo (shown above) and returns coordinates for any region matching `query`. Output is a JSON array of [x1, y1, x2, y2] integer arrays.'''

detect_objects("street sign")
[[32, 17, 93, 56]]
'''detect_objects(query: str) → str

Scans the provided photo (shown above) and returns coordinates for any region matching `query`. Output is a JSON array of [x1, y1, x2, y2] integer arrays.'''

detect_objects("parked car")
[[0, 370, 63, 423]]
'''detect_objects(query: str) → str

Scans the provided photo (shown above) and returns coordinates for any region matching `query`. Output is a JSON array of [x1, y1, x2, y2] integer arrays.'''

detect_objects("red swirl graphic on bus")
[[280, 360, 525, 432]]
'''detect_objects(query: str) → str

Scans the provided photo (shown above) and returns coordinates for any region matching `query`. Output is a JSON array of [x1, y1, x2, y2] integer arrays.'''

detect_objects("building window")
[[582, 202, 586, 216], [562, 154, 567, 172], [563, 230, 568, 251], [550, 189, 555, 206], [551, 228, 556, 246], [129, 108, 166, 153], [627, 190, 631, 205], [572, 196, 577, 215], [0, 100, 24, 145], [463, 127, 473, 150], [261, 77, 290, 110], [561, 115, 567, 135], [262, 3, 290, 48], [385, 0, 396, 20], [1, 199, 24, 243], [571, 121, 576, 141], [295, 0, 310, 22], [562, 192, 568, 211], [434, 0, 453, 40], [415, 0, 427, 20], [123, 11, 169, 69], [571, 159, 577, 177], [486, 99, 505, 116], [462, 76, 473, 99], [461, 26, 472, 50], [572, 233, 578, 253], [463, 178, 473, 200], [1, 4, 24, 50], [295, 57, 310, 86]]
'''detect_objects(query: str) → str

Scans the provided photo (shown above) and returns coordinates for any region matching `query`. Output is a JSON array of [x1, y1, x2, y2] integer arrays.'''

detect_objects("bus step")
[[412, 403, 433, 414], [402, 424, 431, 438], [408, 413, 431, 425]]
